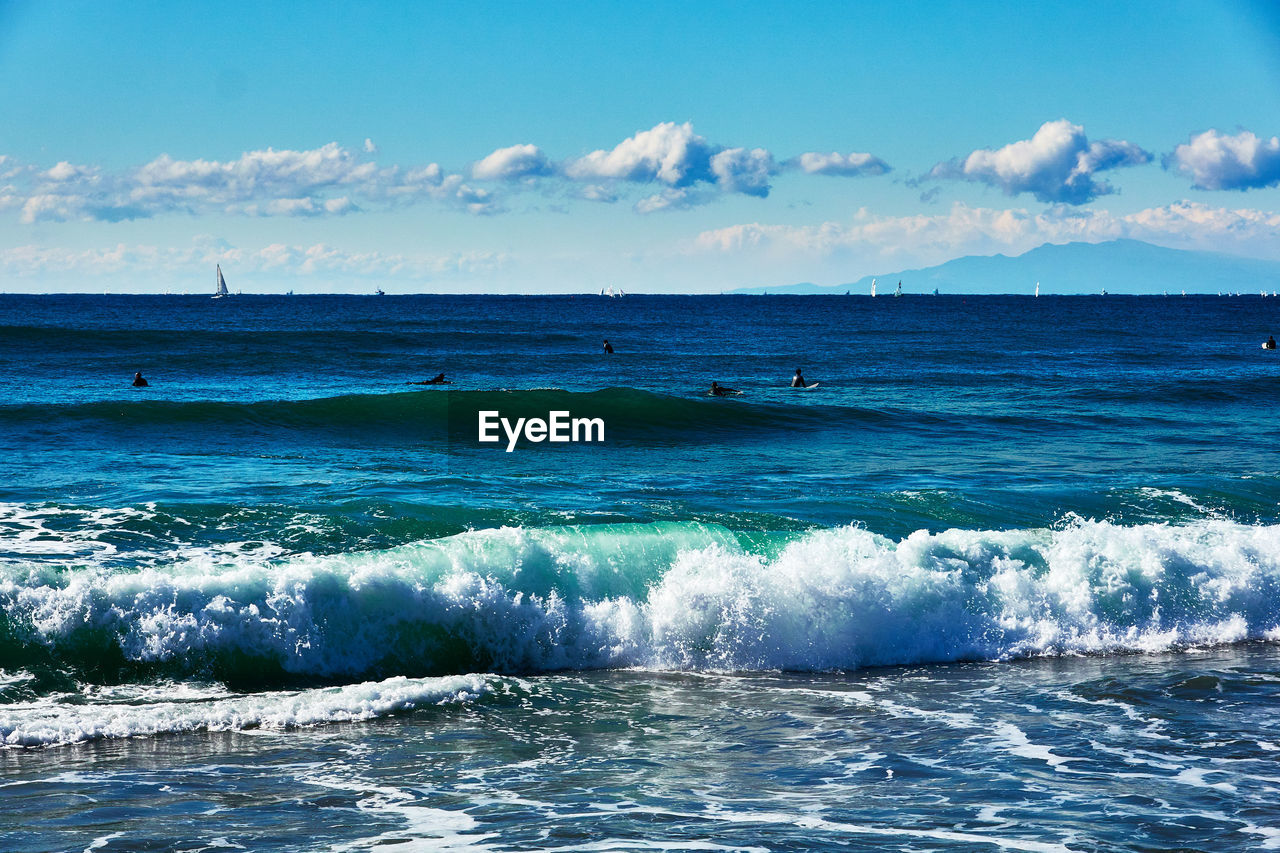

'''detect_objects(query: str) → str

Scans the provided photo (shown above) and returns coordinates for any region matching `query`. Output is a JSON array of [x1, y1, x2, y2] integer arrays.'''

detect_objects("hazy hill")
[[731, 240, 1280, 295]]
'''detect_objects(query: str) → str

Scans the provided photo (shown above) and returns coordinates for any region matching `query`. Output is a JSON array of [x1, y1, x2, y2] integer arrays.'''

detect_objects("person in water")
[[791, 368, 806, 387], [710, 381, 738, 396], [603, 340, 614, 354], [132, 371, 148, 387], [1266, 336, 1277, 350], [408, 373, 450, 385]]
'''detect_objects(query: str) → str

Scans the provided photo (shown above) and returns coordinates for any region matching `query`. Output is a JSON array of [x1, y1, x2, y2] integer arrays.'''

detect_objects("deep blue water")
[[3, 294, 1280, 851]]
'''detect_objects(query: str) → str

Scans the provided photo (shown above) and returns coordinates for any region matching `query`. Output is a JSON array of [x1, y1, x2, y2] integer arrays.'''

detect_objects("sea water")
[[2, 294, 1280, 851]]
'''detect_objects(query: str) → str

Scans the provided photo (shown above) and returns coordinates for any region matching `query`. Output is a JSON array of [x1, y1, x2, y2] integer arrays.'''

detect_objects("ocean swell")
[[0, 387, 1082, 447]]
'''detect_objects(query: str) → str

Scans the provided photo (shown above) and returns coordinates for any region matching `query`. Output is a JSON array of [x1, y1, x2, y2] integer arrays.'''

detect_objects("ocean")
[[3, 293, 1280, 852]]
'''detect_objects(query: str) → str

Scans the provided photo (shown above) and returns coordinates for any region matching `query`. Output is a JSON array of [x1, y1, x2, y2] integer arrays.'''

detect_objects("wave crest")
[[2, 519, 1279, 685]]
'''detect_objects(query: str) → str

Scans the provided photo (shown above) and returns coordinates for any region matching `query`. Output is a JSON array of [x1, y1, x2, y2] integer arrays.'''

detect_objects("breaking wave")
[[3, 518, 1279, 688]]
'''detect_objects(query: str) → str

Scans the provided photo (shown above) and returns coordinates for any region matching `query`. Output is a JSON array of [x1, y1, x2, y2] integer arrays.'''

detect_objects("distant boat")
[[933, 288, 940, 296], [375, 288, 385, 296], [212, 264, 229, 299], [871, 278, 877, 298], [894, 281, 902, 297], [601, 286, 622, 298], [1035, 281, 1040, 298]]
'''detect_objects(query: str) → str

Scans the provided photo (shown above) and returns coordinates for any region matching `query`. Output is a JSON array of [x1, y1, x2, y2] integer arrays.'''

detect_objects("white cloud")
[[129, 143, 379, 205], [634, 188, 707, 214], [579, 184, 619, 203], [5, 143, 495, 222], [566, 121, 716, 186], [471, 143, 552, 181], [794, 151, 891, 177], [709, 147, 775, 197], [560, 121, 805, 207], [44, 161, 100, 183], [1165, 129, 1280, 191], [0, 123, 906, 221], [20, 194, 83, 224], [930, 119, 1151, 204], [691, 201, 1280, 265]]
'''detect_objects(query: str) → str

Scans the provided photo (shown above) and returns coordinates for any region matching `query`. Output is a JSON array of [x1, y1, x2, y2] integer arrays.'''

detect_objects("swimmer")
[[132, 371, 148, 387], [603, 340, 614, 354], [407, 373, 451, 385], [1266, 336, 1276, 350], [710, 381, 739, 397], [790, 368, 806, 387]]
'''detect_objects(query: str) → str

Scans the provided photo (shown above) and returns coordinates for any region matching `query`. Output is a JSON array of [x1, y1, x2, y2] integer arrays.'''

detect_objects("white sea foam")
[[989, 722, 1077, 770], [0, 674, 491, 747], [2, 518, 1280, 680]]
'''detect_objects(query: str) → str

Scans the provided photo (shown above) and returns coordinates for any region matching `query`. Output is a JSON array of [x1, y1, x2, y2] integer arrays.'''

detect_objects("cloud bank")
[[9, 143, 499, 223], [4, 120, 1276, 225], [1165, 129, 1280, 191], [0, 122, 904, 222], [0, 240, 508, 282], [692, 201, 1280, 266], [930, 120, 1152, 204]]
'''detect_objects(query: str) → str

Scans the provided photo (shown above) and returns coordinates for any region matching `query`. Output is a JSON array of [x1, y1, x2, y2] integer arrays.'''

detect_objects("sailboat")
[[212, 264, 229, 299], [870, 278, 877, 298], [1035, 282, 1040, 298], [894, 281, 902, 297]]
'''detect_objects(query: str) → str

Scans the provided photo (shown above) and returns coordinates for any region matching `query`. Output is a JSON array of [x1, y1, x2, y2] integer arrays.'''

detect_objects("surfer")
[[791, 368, 807, 388], [710, 381, 738, 397], [603, 340, 614, 354], [131, 371, 148, 387], [1265, 336, 1276, 350], [408, 373, 450, 385]]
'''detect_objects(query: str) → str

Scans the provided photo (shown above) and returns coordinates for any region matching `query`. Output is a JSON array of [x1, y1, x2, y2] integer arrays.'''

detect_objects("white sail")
[[871, 278, 877, 297], [213, 264, 229, 298], [1035, 281, 1039, 298], [894, 281, 902, 297]]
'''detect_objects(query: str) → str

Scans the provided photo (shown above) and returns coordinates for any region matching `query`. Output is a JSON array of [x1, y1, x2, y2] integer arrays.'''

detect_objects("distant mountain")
[[730, 240, 1280, 295]]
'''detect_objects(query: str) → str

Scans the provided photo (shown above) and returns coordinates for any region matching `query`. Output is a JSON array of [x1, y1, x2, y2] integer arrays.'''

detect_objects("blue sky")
[[2, 0, 1279, 292]]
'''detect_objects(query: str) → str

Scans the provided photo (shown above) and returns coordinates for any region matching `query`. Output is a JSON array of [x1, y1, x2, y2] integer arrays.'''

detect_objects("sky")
[[1, 0, 1279, 293]]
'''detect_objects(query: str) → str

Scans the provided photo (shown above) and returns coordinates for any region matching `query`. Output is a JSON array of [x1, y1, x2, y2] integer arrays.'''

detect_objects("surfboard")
[[805, 382, 819, 389]]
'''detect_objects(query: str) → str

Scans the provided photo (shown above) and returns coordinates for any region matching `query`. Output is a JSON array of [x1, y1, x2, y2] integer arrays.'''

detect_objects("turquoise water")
[[3, 294, 1280, 850]]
